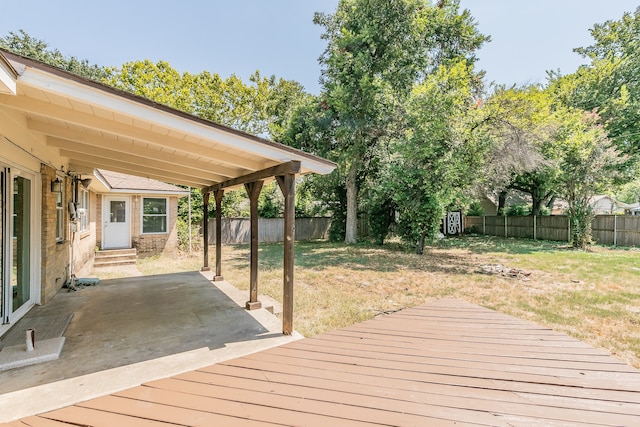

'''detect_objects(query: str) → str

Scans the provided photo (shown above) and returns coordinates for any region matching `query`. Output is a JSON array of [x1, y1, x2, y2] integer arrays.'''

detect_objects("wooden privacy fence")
[[205, 217, 331, 245], [465, 215, 640, 247]]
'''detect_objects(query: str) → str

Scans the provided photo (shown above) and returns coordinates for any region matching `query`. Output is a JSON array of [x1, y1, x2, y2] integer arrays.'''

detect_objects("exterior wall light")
[[51, 177, 62, 193]]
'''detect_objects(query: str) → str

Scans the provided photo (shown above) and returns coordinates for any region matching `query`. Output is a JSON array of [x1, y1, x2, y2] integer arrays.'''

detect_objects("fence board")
[[465, 215, 640, 247]]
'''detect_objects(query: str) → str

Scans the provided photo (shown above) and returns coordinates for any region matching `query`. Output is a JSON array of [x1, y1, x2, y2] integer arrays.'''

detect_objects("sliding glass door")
[[1, 166, 34, 326]]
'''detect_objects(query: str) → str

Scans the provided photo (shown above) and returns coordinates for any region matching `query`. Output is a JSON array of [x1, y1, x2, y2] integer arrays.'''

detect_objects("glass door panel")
[[12, 175, 30, 313]]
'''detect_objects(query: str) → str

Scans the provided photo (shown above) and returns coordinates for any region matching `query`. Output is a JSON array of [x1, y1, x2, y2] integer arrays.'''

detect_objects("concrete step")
[[95, 248, 137, 267], [94, 259, 137, 267], [95, 248, 137, 257]]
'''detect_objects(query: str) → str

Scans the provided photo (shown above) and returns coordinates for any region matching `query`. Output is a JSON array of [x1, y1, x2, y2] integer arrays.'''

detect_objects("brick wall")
[[40, 164, 69, 304], [72, 190, 97, 277], [132, 196, 179, 258]]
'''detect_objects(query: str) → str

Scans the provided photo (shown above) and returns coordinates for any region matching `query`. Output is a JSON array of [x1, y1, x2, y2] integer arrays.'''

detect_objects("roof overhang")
[[0, 50, 335, 189], [0, 53, 17, 95]]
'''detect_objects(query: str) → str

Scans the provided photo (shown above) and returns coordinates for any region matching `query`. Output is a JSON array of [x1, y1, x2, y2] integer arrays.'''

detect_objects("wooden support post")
[[213, 189, 224, 281], [201, 191, 210, 272], [276, 173, 295, 335], [244, 181, 263, 310]]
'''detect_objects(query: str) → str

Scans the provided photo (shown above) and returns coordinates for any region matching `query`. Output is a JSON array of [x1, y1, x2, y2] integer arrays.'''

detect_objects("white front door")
[[103, 196, 130, 249]]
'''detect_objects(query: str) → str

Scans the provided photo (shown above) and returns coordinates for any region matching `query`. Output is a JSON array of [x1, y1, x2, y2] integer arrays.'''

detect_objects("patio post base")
[[245, 301, 262, 310], [200, 267, 210, 272], [213, 275, 224, 282]]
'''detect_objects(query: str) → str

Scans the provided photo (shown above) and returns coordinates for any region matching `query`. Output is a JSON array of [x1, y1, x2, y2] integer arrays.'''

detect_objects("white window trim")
[[77, 187, 89, 233], [141, 197, 169, 235], [55, 176, 65, 242]]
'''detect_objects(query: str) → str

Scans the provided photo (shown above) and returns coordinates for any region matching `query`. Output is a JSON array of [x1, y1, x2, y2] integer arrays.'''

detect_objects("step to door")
[[95, 248, 137, 267]]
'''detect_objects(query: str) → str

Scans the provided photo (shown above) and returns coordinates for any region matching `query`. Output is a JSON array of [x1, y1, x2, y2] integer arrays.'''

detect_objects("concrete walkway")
[[0, 271, 300, 422]]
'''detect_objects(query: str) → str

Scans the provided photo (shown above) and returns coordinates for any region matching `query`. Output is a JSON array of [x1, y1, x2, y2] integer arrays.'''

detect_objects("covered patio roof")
[[0, 48, 336, 335], [0, 49, 335, 189]]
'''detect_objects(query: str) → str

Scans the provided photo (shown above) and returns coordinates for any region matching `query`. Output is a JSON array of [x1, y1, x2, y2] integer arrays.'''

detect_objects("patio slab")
[[0, 271, 300, 422]]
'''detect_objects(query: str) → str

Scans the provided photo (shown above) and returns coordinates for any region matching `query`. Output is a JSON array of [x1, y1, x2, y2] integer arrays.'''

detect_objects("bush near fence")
[[205, 217, 331, 244], [465, 215, 640, 246]]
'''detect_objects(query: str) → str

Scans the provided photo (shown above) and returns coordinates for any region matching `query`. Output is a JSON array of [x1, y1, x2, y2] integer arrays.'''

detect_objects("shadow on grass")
[[223, 236, 560, 277], [437, 235, 569, 255]]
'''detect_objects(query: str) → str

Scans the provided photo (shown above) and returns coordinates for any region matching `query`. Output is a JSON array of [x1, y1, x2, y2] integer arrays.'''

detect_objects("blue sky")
[[0, 1, 635, 94]]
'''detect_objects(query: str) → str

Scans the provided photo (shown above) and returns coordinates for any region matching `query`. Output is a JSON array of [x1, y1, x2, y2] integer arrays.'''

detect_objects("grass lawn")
[[134, 236, 640, 368]]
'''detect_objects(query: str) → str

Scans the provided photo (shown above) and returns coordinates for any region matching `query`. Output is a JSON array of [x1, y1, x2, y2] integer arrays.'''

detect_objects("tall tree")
[[555, 110, 625, 248], [477, 86, 556, 215], [314, 0, 487, 243], [549, 7, 640, 171], [389, 60, 486, 253]]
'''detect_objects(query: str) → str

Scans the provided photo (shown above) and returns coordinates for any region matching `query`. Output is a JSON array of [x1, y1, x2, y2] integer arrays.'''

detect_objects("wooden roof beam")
[[205, 161, 301, 193]]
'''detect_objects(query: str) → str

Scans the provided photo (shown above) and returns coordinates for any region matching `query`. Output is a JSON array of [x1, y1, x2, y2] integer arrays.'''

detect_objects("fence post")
[[483, 215, 486, 235], [614, 215, 618, 246], [568, 218, 571, 243], [533, 215, 536, 240]]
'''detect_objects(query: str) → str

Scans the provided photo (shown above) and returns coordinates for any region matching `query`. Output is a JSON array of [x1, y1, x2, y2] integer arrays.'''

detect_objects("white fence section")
[[206, 217, 331, 244]]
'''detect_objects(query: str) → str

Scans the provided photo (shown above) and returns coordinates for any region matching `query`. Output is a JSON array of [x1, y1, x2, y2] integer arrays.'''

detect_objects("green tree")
[[314, 0, 487, 244], [105, 61, 308, 139], [555, 110, 625, 248], [0, 30, 107, 80], [549, 7, 640, 171], [389, 60, 485, 253], [478, 86, 560, 215]]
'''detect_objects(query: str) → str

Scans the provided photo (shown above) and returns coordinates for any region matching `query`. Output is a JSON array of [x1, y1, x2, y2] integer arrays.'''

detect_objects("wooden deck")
[[4, 298, 640, 426]]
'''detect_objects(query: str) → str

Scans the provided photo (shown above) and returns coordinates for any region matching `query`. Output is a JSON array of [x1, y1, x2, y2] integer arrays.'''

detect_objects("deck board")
[[3, 298, 639, 426]]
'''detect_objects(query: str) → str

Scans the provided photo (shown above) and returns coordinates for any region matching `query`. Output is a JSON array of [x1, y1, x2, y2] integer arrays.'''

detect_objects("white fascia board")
[[0, 57, 17, 95], [106, 188, 190, 196], [19, 67, 335, 175]]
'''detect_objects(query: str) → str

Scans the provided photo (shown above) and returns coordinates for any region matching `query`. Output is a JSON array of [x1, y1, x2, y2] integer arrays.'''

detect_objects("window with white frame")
[[55, 179, 64, 242], [77, 187, 89, 233], [142, 197, 167, 234]]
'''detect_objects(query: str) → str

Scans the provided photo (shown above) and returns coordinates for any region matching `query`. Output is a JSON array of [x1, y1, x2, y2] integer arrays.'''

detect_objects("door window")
[[110, 201, 126, 223]]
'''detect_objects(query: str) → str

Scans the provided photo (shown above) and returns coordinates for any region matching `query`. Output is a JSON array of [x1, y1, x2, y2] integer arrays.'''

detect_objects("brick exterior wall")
[[40, 164, 69, 304], [132, 196, 179, 258], [73, 190, 97, 277]]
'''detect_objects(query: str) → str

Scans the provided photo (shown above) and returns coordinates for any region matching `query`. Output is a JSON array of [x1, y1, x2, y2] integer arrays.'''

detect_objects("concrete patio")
[[0, 271, 300, 422]]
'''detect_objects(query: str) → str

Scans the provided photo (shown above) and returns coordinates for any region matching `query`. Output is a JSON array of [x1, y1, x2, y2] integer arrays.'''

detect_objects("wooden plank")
[[293, 336, 635, 373], [319, 329, 617, 362], [142, 377, 507, 426], [117, 383, 449, 427], [78, 395, 274, 427], [186, 364, 640, 417], [323, 329, 612, 357], [220, 355, 640, 404], [174, 367, 639, 425], [250, 346, 640, 390], [39, 406, 177, 427], [287, 339, 639, 377], [1, 418, 75, 427]]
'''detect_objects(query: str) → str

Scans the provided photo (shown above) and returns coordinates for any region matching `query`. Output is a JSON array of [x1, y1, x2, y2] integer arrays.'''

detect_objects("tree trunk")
[[497, 190, 508, 216], [345, 163, 358, 244], [531, 197, 545, 216], [416, 232, 426, 255], [546, 196, 556, 211]]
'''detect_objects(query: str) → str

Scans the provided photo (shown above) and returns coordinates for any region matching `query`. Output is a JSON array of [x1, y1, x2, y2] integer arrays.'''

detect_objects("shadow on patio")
[[0, 270, 299, 407]]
